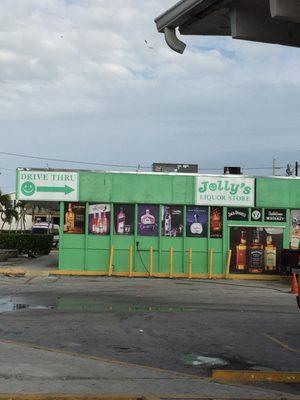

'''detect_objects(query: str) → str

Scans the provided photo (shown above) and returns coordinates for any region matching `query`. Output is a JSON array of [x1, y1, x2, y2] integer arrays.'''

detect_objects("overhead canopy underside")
[[155, 0, 300, 53]]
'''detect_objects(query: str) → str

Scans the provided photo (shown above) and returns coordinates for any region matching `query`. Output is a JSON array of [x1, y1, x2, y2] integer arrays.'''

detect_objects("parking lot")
[[0, 274, 299, 397]]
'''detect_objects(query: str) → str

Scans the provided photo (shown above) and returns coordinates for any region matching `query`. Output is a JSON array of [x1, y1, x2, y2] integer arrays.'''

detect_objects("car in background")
[[31, 222, 60, 248]]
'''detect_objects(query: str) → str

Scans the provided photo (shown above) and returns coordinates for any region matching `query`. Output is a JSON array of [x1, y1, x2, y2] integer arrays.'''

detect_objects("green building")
[[16, 169, 300, 279]]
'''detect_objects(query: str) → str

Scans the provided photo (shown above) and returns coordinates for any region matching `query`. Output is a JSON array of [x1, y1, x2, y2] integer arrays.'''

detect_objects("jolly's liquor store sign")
[[195, 176, 255, 207]]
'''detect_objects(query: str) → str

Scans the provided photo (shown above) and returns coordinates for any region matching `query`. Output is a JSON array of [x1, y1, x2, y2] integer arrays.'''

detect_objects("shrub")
[[0, 233, 53, 256]]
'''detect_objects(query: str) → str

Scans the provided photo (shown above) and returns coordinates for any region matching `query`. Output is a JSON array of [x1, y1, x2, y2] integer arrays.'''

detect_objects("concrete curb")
[[212, 369, 300, 383]]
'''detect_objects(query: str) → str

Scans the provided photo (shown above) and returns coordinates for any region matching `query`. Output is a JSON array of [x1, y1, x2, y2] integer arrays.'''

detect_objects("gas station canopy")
[[155, 0, 300, 53]]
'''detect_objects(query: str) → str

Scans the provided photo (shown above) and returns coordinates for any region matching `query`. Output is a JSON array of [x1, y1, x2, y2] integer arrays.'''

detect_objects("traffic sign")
[[17, 170, 78, 201]]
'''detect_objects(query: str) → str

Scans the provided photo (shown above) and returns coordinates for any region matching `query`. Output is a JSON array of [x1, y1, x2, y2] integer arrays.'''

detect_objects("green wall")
[[59, 172, 299, 275]]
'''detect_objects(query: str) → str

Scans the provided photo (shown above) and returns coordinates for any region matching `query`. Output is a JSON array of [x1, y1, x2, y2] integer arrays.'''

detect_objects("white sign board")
[[17, 170, 78, 201], [196, 176, 255, 207]]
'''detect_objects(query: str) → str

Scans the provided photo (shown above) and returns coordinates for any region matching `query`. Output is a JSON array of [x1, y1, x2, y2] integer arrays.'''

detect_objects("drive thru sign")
[[17, 170, 78, 201]]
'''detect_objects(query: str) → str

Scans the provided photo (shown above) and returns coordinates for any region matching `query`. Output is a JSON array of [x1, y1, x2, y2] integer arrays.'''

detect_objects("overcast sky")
[[0, 0, 300, 192]]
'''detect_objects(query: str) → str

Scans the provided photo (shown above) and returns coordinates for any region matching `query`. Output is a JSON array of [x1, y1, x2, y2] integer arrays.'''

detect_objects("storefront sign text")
[[196, 177, 255, 207]]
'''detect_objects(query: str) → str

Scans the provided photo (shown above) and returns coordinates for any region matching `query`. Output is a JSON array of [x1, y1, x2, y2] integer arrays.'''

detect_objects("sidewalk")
[[0, 251, 58, 276], [0, 338, 297, 398]]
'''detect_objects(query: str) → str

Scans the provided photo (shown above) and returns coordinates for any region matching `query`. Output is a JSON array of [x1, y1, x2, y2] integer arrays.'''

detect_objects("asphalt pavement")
[[0, 273, 299, 397]]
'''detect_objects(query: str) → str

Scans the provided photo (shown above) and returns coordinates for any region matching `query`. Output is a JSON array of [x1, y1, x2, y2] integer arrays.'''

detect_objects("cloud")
[[0, 0, 299, 191]]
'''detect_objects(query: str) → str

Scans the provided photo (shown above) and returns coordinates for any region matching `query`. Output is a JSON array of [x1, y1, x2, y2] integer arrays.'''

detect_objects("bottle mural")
[[162, 206, 183, 237], [230, 227, 283, 274], [65, 203, 75, 232], [264, 235, 277, 272], [210, 207, 222, 238], [290, 210, 300, 249], [114, 205, 134, 235], [88, 204, 110, 235], [138, 205, 158, 236], [248, 228, 264, 273], [117, 207, 125, 234], [64, 203, 86, 234], [236, 230, 247, 271], [186, 206, 208, 238]]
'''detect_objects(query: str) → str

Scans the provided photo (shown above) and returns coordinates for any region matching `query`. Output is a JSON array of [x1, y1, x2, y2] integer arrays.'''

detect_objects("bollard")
[[209, 248, 214, 279], [226, 249, 232, 277], [169, 247, 174, 278], [149, 246, 154, 277], [188, 248, 193, 279], [129, 245, 134, 277], [108, 245, 114, 276]]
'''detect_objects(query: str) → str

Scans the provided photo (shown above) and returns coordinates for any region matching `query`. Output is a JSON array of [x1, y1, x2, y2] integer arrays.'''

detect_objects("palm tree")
[[0, 190, 11, 211], [1, 207, 19, 230], [0, 190, 19, 232], [15, 200, 28, 231]]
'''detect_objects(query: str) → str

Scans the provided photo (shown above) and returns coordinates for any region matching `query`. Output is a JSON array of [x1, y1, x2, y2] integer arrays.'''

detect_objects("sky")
[[0, 0, 300, 192]]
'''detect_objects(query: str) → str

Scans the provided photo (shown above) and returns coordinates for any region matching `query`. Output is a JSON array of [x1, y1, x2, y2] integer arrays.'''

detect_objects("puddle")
[[0, 295, 204, 314], [182, 354, 229, 367], [0, 297, 50, 313], [56, 299, 204, 313]]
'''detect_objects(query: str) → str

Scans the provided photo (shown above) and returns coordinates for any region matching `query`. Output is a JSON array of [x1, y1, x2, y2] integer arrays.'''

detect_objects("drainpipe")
[[164, 27, 186, 54]]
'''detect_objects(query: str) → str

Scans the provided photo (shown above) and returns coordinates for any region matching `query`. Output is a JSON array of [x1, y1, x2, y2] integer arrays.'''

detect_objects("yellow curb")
[[0, 268, 26, 277], [212, 369, 300, 383], [226, 274, 290, 281], [0, 396, 140, 400]]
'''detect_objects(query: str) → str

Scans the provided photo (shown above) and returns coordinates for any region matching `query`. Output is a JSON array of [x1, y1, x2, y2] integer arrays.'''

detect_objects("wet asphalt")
[[0, 274, 299, 395]]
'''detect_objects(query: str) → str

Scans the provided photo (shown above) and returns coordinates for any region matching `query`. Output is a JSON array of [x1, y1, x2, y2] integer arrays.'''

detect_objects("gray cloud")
[[0, 0, 300, 192]]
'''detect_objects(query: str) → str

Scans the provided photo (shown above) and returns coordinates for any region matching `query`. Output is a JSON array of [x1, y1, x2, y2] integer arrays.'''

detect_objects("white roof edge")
[[155, 0, 218, 32], [16, 167, 300, 180]]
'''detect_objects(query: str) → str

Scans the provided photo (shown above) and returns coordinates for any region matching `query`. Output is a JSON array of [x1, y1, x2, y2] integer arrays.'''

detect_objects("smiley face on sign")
[[21, 181, 36, 196]]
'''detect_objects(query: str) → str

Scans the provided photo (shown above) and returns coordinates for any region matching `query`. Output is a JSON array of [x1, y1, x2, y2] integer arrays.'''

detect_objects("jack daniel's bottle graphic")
[[264, 235, 277, 272], [236, 230, 247, 271], [249, 228, 264, 273]]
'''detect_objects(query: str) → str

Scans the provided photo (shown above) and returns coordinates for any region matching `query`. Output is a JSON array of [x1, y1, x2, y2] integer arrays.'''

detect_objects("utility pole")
[[296, 161, 299, 177], [272, 158, 276, 176]]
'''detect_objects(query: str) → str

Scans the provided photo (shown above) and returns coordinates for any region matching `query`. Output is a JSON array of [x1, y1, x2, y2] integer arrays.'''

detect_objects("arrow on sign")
[[36, 185, 75, 195]]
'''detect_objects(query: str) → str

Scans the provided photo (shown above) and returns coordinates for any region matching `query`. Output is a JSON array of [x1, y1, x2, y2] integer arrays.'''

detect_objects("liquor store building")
[[16, 169, 300, 278]]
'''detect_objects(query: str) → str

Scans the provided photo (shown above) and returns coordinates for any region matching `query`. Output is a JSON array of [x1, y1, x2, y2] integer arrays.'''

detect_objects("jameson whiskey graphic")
[[249, 228, 264, 273], [65, 203, 75, 232], [264, 235, 277, 272], [236, 230, 247, 271], [117, 207, 125, 234]]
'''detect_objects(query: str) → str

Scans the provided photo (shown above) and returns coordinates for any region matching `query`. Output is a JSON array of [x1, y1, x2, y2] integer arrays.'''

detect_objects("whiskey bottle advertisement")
[[64, 202, 86, 234], [230, 227, 283, 274], [88, 204, 110, 235], [138, 205, 159, 236], [114, 204, 134, 235], [210, 207, 223, 238], [186, 206, 208, 238], [162, 206, 183, 237]]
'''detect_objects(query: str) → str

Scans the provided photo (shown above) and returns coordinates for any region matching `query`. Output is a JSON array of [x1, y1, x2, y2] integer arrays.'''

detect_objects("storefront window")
[[162, 206, 183, 237], [210, 207, 223, 238], [64, 202, 86, 234], [230, 226, 284, 274], [186, 206, 208, 238], [138, 205, 159, 236], [291, 210, 300, 249], [114, 204, 134, 235], [88, 204, 110, 235]]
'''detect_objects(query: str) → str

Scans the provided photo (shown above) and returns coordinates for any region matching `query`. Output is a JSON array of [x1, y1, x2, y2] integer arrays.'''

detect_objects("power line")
[[0, 151, 150, 170], [0, 151, 287, 172]]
